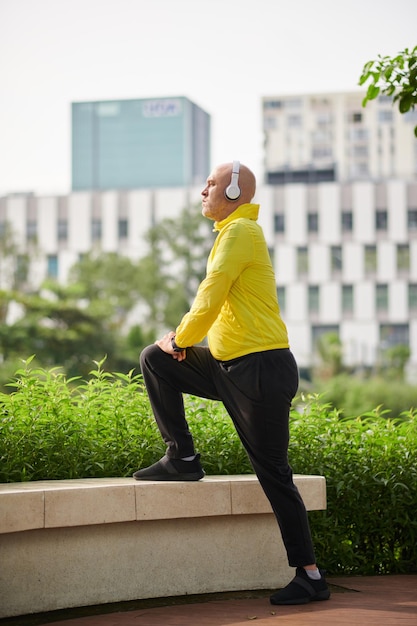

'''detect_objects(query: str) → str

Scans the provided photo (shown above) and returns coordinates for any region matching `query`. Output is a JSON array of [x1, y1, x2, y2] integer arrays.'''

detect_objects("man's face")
[[201, 165, 233, 222]]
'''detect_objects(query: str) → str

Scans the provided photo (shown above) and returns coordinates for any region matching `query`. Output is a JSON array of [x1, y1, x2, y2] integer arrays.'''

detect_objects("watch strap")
[[171, 336, 183, 352]]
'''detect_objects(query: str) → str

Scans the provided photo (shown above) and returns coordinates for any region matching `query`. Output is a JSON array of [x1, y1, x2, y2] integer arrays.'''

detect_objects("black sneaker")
[[133, 454, 205, 481], [270, 567, 330, 605]]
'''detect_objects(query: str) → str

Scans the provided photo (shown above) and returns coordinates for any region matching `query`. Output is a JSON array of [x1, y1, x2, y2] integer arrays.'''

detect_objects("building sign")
[[142, 99, 182, 117]]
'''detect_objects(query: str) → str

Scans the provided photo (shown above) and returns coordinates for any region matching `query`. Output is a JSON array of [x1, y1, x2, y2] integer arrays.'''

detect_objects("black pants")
[[140, 344, 316, 567]]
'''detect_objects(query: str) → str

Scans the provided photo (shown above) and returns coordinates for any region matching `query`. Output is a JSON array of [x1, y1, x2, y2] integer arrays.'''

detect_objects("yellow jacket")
[[175, 203, 289, 360]]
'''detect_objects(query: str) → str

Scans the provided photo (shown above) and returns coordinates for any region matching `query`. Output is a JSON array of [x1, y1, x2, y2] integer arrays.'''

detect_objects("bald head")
[[218, 162, 256, 204], [201, 162, 257, 222]]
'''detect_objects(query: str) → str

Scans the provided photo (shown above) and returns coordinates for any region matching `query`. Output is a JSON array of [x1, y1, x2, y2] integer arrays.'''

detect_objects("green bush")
[[1, 360, 416, 576], [316, 373, 417, 419], [289, 395, 417, 575], [0, 356, 251, 481]]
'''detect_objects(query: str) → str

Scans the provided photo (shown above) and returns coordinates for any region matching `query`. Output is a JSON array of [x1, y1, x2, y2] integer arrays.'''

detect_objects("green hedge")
[[1, 359, 416, 576], [315, 373, 417, 419], [288, 395, 417, 575]]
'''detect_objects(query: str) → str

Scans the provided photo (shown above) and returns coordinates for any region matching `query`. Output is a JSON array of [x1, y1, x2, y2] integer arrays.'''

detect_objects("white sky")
[[0, 0, 416, 195]]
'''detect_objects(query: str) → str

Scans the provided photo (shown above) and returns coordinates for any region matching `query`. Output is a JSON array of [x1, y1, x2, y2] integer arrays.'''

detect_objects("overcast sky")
[[0, 0, 416, 195]]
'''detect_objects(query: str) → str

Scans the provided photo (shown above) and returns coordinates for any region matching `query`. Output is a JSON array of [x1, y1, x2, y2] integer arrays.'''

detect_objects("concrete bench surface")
[[0, 474, 326, 618]]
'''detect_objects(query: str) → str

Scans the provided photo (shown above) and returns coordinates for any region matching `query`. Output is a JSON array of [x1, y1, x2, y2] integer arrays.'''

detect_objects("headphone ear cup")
[[224, 161, 241, 201], [224, 183, 241, 201]]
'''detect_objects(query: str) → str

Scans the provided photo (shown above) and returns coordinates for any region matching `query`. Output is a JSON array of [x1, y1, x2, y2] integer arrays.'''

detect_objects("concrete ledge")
[[0, 475, 326, 618]]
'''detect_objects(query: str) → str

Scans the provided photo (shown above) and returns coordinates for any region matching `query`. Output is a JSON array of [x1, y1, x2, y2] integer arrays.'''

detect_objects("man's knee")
[[139, 343, 161, 370]]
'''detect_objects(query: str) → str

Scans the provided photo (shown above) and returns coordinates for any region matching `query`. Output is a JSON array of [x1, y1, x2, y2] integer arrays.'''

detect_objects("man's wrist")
[[171, 336, 184, 352]]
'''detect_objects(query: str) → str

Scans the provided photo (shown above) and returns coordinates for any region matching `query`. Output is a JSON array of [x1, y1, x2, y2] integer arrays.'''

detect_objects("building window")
[[308, 285, 320, 314], [285, 99, 302, 109], [397, 244, 410, 272], [380, 323, 409, 348], [408, 284, 417, 311], [376, 283, 388, 312], [287, 114, 302, 127], [342, 284, 354, 314], [408, 209, 417, 231], [91, 219, 102, 241], [26, 220, 37, 242], [350, 112, 362, 123], [375, 210, 388, 231], [297, 246, 309, 276], [331, 246, 343, 273], [341, 211, 353, 232], [315, 112, 333, 126], [47, 254, 58, 279], [264, 117, 277, 130], [57, 219, 68, 241], [307, 212, 319, 233], [274, 213, 285, 233], [312, 325, 339, 352], [350, 128, 368, 141], [350, 162, 370, 177], [352, 145, 369, 158], [378, 110, 393, 123], [364, 245, 377, 275], [405, 109, 417, 123], [118, 219, 128, 238], [277, 286, 286, 312], [264, 100, 282, 110], [312, 146, 333, 159]]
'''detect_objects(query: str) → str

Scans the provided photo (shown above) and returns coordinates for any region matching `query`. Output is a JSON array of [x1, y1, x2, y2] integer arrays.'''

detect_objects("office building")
[[72, 96, 211, 190], [262, 91, 417, 184]]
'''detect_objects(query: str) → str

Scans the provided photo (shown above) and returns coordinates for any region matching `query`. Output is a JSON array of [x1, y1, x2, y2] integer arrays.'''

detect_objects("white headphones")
[[224, 160, 241, 201]]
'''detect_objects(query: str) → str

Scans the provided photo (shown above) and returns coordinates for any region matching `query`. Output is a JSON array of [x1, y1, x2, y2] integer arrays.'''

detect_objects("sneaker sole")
[[133, 472, 205, 481], [270, 589, 331, 605]]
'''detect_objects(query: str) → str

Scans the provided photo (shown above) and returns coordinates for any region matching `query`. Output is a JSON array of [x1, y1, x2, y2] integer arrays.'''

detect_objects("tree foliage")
[[68, 251, 142, 328], [314, 331, 344, 380], [380, 344, 411, 381], [0, 286, 120, 379], [359, 45, 417, 136], [135, 202, 214, 332]]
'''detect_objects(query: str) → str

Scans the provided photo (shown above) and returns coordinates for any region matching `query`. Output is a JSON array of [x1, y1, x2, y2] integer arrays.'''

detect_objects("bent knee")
[[139, 343, 160, 368]]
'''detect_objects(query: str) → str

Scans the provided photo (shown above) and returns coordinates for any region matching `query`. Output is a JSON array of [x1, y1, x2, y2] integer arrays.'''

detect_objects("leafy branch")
[[358, 45, 417, 136]]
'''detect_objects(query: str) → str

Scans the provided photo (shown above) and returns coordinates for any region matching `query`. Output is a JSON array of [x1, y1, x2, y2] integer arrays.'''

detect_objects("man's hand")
[[155, 332, 187, 361]]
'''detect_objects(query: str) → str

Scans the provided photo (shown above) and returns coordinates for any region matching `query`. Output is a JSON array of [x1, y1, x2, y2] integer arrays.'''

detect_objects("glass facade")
[[72, 97, 211, 190]]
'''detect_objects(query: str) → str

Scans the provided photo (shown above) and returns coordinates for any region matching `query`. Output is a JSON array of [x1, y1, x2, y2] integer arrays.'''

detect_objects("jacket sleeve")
[[174, 221, 252, 347]]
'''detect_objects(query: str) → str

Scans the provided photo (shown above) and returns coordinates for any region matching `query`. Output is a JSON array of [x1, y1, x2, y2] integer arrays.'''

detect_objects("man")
[[134, 162, 330, 605]]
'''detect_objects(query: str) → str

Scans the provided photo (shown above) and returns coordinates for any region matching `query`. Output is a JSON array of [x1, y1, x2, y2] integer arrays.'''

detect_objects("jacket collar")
[[213, 203, 260, 231]]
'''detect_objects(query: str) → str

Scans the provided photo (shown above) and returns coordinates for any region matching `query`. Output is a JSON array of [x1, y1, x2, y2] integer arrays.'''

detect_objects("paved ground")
[[2, 575, 416, 626]]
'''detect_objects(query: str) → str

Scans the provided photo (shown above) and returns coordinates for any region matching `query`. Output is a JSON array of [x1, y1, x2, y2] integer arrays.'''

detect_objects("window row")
[[310, 323, 409, 353], [293, 243, 411, 276], [0, 219, 129, 243], [274, 209, 417, 234], [277, 284, 417, 315]]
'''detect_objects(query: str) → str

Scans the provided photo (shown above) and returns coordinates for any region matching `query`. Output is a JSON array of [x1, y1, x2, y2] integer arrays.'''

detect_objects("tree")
[[314, 332, 344, 381], [359, 45, 417, 136], [68, 251, 142, 328], [153, 202, 215, 303], [381, 344, 411, 381], [136, 202, 215, 333], [0, 285, 121, 375]]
